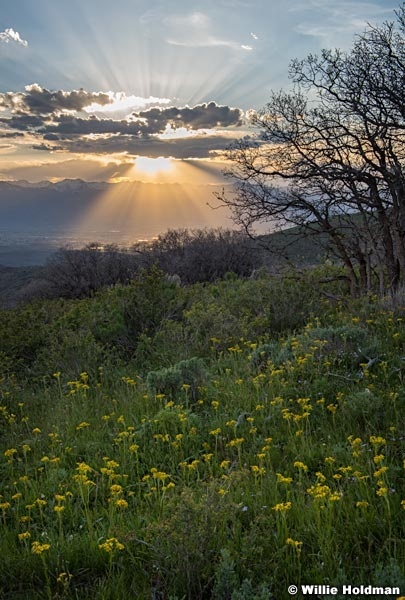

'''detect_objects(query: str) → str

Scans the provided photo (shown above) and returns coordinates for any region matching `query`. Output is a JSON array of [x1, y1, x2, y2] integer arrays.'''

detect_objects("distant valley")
[[0, 179, 233, 266]]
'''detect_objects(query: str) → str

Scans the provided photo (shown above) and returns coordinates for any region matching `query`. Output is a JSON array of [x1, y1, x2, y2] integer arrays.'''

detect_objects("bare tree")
[[220, 4, 405, 294], [39, 243, 137, 298], [132, 228, 261, 283]]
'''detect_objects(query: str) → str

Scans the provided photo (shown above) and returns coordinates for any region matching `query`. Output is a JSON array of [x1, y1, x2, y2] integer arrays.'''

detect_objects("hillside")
[[0, 224, 329, 307], [0, 265, 41, 308], [0, 269, 404, 599]]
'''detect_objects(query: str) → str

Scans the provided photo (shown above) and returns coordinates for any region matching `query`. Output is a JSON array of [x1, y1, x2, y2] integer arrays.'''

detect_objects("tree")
[[132, 228, 261, 284], [221, 4, 405, 294], [39, 243, 137, 299]]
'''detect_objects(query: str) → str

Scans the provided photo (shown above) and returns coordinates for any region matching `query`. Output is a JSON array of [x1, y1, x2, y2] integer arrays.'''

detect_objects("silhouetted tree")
[[39, 243, 137, 298], [221, 4, 405, 294], [132, 228, 261, 284]]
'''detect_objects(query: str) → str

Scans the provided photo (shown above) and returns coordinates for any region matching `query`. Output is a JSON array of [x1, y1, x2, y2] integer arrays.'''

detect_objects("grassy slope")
[[0, 271, 404, 599]]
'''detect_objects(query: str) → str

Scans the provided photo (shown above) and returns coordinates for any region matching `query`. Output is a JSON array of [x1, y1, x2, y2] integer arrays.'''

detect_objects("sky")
[[0, 0, 398, 187]]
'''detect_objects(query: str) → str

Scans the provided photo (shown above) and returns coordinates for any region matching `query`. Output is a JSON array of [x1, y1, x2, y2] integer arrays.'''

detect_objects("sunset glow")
[[0, 0, 397, 238], [135, 157, 173, 176]]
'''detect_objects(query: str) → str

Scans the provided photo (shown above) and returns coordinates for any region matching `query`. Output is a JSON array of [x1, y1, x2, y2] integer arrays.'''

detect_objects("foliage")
[[147, 357, 207, 401], [0, 267, 404, 598]]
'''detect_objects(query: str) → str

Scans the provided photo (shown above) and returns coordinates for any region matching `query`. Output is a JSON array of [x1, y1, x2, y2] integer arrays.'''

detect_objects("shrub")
[[146, 357, 207, 400], [250, 342, 292, 370], [294, 324, 375, 368]]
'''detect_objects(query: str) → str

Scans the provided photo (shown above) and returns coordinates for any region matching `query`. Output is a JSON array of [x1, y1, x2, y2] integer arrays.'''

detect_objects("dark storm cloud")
[[134, 102, 243, 130], [0, 84, 113, 115]]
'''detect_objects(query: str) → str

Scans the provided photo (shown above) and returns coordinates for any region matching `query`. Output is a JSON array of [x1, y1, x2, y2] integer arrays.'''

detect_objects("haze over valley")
[[0, 178, 232, 265]]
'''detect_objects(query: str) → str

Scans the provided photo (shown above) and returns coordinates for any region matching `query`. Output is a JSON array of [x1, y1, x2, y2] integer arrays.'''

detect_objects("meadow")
[[0, 267, 404, 599]]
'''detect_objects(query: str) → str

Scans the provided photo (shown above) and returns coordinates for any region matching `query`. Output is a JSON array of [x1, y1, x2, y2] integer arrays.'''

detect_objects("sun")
[[135, 156, 173, 175]]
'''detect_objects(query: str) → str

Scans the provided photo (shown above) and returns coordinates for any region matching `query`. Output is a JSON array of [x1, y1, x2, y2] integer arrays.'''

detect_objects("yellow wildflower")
[[227, 437, 245, 447], [76, 462, 92, 474], [251, 465, 266, 475], [99, 537, 124, 553], [76, 422, 90, 431], [294, 461, 308, 472], [373, 466, 388, 478], [31, 541, 51, 554], [57, 572, 73, 585], [276, 473, 293, 484], [369, 436, 386, 447], [115, 499, 128, 509], [272, 502, 292, 512], [373, 454, 385, 464], [209, 428, 221, 436], [286, 538, 303, 553], [4, 448, 17, 458]]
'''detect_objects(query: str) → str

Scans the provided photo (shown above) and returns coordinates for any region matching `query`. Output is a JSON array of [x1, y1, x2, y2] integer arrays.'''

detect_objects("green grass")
[[0, 270, 404, 599]]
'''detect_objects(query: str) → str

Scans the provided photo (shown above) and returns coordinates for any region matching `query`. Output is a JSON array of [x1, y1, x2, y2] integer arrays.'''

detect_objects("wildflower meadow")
[[0, 268, 404, 599]]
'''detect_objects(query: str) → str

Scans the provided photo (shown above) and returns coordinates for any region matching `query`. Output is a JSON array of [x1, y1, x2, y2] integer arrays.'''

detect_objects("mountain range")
[[0, 178, 232, 236]]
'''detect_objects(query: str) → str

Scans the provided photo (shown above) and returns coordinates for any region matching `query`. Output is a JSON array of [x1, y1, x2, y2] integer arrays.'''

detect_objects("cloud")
[[2, 157, 136, 183], [1, 97, 243, 136], [0, 84, 113, 115], [167, 37, 241, 49], [0, 85, 171, 117], [40, 132, 238, 159], [0, 28, 28, 47], [0, 130, 24, 138], [165, 12, 210, 28], [83, 93, 171, 114], [292, 0, 394, 40], [0, 114, 46, 130], [38, 115, 154, 136], [165, 10, 246, 50], [32, 142, 64, 152], [0, 85, 246, 160], [134, 102, 243, 131], [9, 101, 241, 138]]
